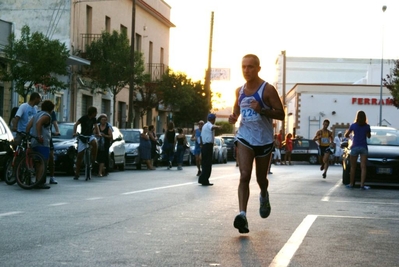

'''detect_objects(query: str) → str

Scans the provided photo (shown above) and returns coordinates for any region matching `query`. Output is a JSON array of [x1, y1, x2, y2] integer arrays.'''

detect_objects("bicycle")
[[12, 132, 47, 189], [76, 133, 93, 181], [4, 131, 30, 186]]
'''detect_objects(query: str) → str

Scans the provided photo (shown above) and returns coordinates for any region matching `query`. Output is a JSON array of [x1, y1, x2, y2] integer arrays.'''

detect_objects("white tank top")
[[236, 81, 274, 146]]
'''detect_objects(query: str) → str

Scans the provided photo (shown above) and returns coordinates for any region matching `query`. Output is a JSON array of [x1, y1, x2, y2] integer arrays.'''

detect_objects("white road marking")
[[48, 202, 69, 206], [321, 179, 342, 202], [329, 200, 399, 205], [269, 215, 318, 267], [121, 173, 238, 195], [0, 211, 23, 217], [319, 214, 399, 220], [86, 197, 104, 201]]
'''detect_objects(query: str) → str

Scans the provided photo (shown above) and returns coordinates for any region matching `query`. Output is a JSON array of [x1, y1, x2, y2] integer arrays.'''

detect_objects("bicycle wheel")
[[84, 149, 91, 180], [4, 157, 17, 185], [16, 152, 47, 190]]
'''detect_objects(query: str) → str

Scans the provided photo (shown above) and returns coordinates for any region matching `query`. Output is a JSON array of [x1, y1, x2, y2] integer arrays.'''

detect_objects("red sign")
[[352, 97, 394, 105]]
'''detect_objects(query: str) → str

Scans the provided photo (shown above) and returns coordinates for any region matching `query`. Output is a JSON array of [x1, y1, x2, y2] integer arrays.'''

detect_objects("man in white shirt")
[[334, 132, 343, 165], [198, 114, 220, 186]]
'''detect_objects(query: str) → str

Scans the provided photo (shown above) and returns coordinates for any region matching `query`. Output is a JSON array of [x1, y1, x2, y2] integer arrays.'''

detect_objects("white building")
[[274, 55, 398, 137]]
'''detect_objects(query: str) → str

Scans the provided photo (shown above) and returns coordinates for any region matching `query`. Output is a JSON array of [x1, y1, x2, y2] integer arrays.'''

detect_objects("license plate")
[[376, 168, 392, 174]]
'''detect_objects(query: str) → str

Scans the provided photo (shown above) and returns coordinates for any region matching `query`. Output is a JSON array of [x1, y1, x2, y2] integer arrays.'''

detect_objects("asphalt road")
[[1, 162, 398, 267]]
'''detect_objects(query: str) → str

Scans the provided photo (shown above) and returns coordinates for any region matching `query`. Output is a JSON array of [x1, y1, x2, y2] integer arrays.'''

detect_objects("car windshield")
[[222, 137, 235, 144], [57, 124, 75, 139], [215, 138, 221, 146], [120, 130, 140, 143], [369, 128, 399, 146]]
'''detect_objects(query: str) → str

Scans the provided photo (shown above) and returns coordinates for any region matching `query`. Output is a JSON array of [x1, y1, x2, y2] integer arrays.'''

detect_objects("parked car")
[[220, 134, 236, 161], [53, 123, 125, 174], [0, 116, 14, 180], [342, 126, 399, 185], [159, 133, 192, 165], [214, 136, 228, 163], [281, 138, 319, 164]]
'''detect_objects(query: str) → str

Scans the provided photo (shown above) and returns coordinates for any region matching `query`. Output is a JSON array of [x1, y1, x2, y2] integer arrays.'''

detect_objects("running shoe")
[[345, 184, 353, 189], [259, 192, 271, 218], [360, 185, 370, 190], [233, 214, 249, 234]]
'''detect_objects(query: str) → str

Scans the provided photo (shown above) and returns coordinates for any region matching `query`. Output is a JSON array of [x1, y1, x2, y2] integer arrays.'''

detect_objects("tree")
[[157, 70, 210, 127], [383, 59, 399, 108], [0, 25, 69, 101], [215, 121, 234, 136], [84, 30, 148, 124]]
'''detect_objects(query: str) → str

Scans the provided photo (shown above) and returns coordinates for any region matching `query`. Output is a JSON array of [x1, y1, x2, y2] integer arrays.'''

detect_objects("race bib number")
[[240, 96, 261, 122]]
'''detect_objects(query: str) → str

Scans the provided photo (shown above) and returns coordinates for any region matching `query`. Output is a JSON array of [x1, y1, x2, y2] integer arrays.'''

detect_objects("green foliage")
[[383, 60, 399, 108], [215, 121, 234, 136], [0, 25, 69, 101], [84, 30, 149, 123], [158, 70, 210, 127]]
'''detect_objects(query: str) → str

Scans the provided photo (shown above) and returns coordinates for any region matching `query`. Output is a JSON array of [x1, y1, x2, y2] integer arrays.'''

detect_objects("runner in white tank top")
[[228, 54, 285, 234]]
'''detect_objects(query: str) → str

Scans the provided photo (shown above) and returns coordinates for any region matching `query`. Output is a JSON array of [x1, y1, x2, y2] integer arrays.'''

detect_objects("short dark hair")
[[41, 100, 55, 113], [149, 125, 154, 131], [30, 92, 41, 101], [87, 106, 97, 116]]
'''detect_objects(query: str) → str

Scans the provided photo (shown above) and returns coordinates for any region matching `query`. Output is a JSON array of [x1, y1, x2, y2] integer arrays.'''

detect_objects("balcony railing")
[[80, 34, 102, 53], [147, 63, 167, 81]]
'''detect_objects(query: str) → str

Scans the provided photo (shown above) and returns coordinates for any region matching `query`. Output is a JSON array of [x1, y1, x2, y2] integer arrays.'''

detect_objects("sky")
[[165, 0, 399, 109]]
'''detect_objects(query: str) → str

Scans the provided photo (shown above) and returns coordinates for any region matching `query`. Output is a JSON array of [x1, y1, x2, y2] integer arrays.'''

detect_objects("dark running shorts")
[[235, 138, 274, 158]]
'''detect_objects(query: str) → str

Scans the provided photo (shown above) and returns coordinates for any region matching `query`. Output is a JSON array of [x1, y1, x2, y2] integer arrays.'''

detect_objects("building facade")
[[0, 0, 174, 133], [274, 55, 398, 136]]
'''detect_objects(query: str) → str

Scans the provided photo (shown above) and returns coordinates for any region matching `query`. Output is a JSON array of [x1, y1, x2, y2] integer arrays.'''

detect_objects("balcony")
[[80, 33, 102, 53], [146, 63, 167, 82]]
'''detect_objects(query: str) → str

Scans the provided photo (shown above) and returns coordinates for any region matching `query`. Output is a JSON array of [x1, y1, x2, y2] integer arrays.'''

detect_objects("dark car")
[[53, 123, 126, 174], [0, 116, 14, 180], [220, 134, 236, 161], [281, 138, 319, 164], [342, 126, 399, 186]]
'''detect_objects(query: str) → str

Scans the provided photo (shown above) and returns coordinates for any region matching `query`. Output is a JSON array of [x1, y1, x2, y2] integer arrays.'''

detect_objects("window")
[[135, 33, 142, 52], [120, 24, 127, 35], [160, 47, 164, 64], [149, 41, 153, 65], [105, 16, 111, 33], [86, 5, 92, 34], [82, 95, 93, 116]]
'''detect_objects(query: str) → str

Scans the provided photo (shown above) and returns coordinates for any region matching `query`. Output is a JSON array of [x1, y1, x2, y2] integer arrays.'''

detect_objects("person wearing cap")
[[228, 54, 285, 234], [334, 131, 343, 165], [191, 120, 204, 176], [198, 113, 220, 186]]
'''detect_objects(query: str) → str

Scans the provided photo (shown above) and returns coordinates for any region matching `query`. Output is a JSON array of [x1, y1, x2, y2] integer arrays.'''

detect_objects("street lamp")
[[379, 5, 387, 126]]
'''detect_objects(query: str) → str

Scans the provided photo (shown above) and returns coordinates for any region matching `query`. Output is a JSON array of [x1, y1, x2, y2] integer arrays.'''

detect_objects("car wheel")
[[309, 155, 318, 165], [342, 164, 350, 185]]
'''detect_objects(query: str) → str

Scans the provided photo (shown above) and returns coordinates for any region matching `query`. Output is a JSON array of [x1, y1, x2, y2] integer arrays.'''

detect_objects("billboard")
[[211, 68, 230, 81]]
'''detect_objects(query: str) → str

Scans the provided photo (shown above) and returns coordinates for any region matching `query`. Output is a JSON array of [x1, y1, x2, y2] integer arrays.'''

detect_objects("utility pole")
[[128, 0, 136, 128], [281, 50, 286, 135], [204, 11, 214, 117]]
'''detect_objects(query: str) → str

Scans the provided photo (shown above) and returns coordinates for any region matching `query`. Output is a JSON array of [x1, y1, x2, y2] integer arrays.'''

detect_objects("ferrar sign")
[[211, 68, 230, 81], [352, 97, 394, 105]]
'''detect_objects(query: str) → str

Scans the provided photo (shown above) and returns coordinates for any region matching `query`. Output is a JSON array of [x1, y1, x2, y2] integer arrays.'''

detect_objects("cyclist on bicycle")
[[26, 100, 55, 189], [73, 106, 100, 180]]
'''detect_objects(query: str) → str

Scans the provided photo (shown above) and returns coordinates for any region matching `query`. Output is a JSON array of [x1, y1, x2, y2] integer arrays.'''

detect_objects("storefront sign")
[[352, 97, 394, 105]]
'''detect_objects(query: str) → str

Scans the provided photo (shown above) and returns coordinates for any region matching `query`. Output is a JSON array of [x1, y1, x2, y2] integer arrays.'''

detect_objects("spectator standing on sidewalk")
[[334, 131, 343, 165], [345, 110, 371, 190], [175, 128, 187, 170], [228, 54, 285, 234], [163, 121, 176, 170], [191, 120, 204, 176], [48, 111, 60, 184], [148, 125, 159, 167], [198, 114, 220, 186], [26, 100, 55, 189]]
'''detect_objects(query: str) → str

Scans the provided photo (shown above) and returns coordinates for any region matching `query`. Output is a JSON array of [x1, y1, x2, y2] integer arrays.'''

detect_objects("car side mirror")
[[341, 141, 348, 148], [158, 140, 163, 146]]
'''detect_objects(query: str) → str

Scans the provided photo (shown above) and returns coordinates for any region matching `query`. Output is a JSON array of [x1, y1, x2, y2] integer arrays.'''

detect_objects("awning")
[[66, 55, 90, 66]]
